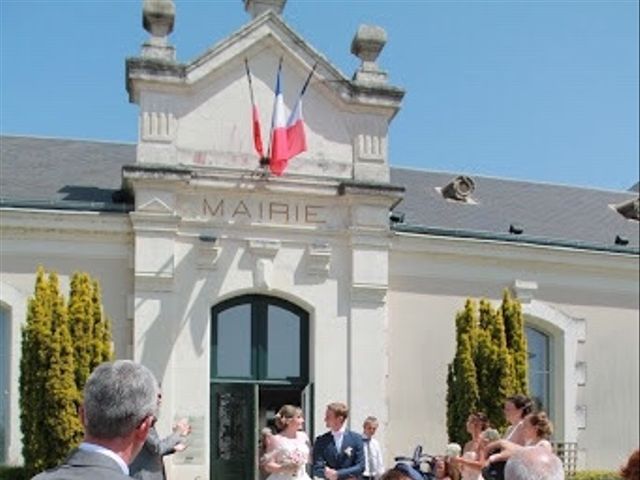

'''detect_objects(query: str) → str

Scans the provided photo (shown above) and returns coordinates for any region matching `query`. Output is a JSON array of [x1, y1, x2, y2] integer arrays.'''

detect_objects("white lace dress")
[[460, 450, 484, 480], [265, 432, 311, 480]]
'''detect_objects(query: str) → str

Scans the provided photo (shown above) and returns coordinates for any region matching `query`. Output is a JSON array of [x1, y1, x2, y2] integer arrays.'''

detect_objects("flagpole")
[[267, 57, 283, 162], [244, 58, 267, 165], [244, 58, 256, 106], [299, 62, 318, 98]]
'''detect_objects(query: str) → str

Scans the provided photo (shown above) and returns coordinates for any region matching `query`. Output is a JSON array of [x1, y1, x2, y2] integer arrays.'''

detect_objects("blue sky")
[[1, 0, 638, 191]]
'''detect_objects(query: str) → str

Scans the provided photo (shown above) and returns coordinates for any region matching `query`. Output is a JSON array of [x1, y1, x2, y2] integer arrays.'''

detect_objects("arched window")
[[526, 325, 551, 413], [211, 294, 309, 384]]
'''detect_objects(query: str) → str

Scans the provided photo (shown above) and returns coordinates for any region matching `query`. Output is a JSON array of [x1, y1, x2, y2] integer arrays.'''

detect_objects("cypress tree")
[[446, 300, 480, 443], [502, 289, 528, 395], [447, 294, 528, 440], [20, 268, 114, 473], [41, 272, 83, 465], [89, 279, 113, 369], [19, 267, 50, 474], [68, 273, 93, 395], [477, 300, 514, 431]]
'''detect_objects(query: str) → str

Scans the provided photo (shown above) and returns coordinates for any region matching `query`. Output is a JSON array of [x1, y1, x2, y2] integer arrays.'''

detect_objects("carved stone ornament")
[[351, 24, 388, 84], [197, 236, 221, 270], [142, 0, 176, 60], [307, 243, 331, 277], [244, 0, 287, 19], [248, 239, 280, 289]]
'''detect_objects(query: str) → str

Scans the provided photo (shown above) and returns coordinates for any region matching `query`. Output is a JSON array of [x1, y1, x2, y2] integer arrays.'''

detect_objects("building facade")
[[1, 1, 638, 477]]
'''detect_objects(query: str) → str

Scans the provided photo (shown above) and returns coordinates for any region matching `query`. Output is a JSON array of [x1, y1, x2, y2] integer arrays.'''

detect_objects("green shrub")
[[569, 471, 622, 480], [0, 465, 29, 480]]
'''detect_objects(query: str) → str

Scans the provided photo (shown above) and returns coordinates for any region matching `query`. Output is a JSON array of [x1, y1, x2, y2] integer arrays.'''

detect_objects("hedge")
[[0, 466, 29, 480], [569, 471, 622, 480]]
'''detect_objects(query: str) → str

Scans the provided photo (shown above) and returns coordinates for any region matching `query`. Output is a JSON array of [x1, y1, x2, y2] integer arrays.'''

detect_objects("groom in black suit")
[[313, 402, 365, 480]]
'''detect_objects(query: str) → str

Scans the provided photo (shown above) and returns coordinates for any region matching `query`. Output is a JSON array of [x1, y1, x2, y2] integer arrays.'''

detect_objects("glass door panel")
[[210, 383, 257, 479], [266, 305, 301, 379], [214, 303, 252, 378]]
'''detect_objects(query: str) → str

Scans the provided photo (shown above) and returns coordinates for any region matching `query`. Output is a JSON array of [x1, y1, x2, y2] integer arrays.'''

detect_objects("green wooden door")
[[210, 383, 257, 479]]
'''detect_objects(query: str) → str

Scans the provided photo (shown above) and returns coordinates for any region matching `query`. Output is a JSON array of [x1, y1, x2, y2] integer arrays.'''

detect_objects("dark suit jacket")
[[30, 448, 131, 480], [313, 430, 365, 479], [130, 426, 183, 480]]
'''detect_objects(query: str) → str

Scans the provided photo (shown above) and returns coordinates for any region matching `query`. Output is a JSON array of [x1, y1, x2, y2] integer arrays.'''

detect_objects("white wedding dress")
[[266, 432, 312, 480]]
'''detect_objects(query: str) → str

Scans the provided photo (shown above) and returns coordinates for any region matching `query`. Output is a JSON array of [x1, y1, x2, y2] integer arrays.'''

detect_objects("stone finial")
[[244, 0, 287, 19], [351, 24, 388, 84], [141, 0, 176, 61]]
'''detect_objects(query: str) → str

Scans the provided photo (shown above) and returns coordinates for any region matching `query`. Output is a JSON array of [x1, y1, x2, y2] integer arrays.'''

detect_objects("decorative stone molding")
[[138, 197, 175, 214], [244, 0, 286, 18], [351, 24, 388, 84], [248, 239, 280, 258], [141, 111, 176, 142], [575, 405, 587, 429], [575, 317, 586, 343], [248, 239, 280, 289], [197, 235, 221, 270], [354, 134, 386, 164], [575, 361, 587, 386], [141, 0, 176, 60], [520, 297, 585, 443], [306, 242, 331, 277], [351, 283, 387, 305], [511, 279, 538, 303]]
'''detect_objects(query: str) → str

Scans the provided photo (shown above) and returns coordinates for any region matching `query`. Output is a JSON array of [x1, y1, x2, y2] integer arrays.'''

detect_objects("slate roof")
[[390, 167, 639, 253], [0, 135, 134, 211], [1, 135, 638, 253]]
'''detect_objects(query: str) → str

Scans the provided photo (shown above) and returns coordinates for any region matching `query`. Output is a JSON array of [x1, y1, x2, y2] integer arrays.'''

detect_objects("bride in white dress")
[[261, 405, 312, 480]]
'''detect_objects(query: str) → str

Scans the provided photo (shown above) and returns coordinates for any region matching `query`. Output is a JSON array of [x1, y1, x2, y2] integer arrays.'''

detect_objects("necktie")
[[365, 438, 374, 475]]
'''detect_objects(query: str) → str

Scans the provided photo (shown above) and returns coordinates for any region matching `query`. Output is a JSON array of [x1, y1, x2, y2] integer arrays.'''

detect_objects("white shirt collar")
[[78, 442, 129, 475], [331, 424, 347, 436]]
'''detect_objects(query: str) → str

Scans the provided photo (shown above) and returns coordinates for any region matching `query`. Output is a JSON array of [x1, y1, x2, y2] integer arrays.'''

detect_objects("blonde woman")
[[262, 405, 311, 479]]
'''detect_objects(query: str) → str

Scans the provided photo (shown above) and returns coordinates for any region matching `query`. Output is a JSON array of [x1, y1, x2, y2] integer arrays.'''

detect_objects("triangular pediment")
[[127, 10, 404, 182], [138, 197, 174, 214]]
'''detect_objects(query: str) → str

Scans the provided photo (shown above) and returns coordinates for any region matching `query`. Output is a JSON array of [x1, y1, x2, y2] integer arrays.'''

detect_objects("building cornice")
[[0, 208, 132, 241]]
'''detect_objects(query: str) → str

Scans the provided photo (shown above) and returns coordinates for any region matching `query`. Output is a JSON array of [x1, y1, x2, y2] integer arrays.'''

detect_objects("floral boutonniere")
[[344, 446, 353, 457]]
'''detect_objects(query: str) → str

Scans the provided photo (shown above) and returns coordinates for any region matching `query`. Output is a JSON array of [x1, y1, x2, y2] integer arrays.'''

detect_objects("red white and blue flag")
[[269, 60, 316, 176], [270, 62, 290, 175]]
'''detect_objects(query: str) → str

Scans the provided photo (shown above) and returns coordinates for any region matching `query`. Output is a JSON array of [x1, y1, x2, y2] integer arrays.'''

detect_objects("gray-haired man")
[[32, 360, 160, 480], [504, 446, 565, 480]]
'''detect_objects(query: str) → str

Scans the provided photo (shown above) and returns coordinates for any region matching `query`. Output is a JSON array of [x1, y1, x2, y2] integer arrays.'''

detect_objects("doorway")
[[210, 295, 311, 479]]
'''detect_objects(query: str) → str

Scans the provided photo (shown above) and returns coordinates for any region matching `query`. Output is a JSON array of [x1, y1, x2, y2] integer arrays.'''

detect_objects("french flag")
[[270, 66, 291, 176], [270, 62, 313, 176]]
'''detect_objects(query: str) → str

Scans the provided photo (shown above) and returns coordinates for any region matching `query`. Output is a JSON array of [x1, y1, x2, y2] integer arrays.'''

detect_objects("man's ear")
[[135, 416, 154, 441]]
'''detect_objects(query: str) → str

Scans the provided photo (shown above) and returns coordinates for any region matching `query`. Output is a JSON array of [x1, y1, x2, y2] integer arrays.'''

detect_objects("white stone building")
[[1, 0, 638, 477]]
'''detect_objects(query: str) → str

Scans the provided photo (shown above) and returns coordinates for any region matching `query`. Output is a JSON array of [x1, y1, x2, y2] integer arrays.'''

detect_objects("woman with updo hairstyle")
[[502, 394, 534, 445], [522, 411, 553, 451], [274, 405, 302, 431], [262, 405, 312, 480], [453, 412, 490, 480]]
